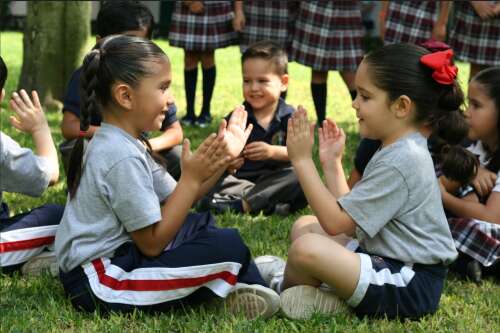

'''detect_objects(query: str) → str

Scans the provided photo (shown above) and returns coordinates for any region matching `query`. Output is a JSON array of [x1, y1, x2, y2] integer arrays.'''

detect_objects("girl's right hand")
[[472, 166, 497, 198], [180, 134, 229, 184], [9, 90, 49, 135]]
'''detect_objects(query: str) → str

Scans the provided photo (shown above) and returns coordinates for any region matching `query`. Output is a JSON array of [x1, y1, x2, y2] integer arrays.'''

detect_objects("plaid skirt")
[[448, 217, 500, 267], [384, 1, 438, 45], [448, 1, 500, 66], [239, 1, 298, 52], [169, 1, 236, 51], [289, 0, 364, 72]]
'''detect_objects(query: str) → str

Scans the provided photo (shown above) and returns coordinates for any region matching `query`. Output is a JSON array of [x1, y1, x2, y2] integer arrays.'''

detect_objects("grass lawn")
[[1, 31, 499, 332]]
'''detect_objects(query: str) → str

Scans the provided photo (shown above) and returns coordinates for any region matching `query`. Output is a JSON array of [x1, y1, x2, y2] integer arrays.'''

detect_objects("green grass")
[[1, 31, 499, 332]]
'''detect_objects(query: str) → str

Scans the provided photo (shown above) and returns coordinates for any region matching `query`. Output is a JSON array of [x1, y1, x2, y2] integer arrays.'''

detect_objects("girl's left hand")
[[233, 10, 245, 32], [219, 105, 253, 159], [318, 118, 346, 169], [286, 106, 315, 162]]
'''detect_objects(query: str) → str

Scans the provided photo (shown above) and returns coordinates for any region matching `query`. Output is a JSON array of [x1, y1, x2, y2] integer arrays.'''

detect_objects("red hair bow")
[[420, 49, 458, 85]]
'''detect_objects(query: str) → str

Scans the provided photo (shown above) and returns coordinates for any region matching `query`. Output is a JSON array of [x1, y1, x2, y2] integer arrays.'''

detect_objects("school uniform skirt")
[[448, 1, 500, 66], [59, 212, 265, 313], [384, 1, 438, 45], [239, 1, 298, 52], [289, 0, 364, 72], [448, 217, 500, 267], [168, 1, 236, 51], [0, 203, 64, 272]]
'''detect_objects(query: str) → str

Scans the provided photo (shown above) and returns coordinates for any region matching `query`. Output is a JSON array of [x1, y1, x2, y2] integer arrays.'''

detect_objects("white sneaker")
[[280, 285, 348, 320], [21, 251, 59, 277], [254, 255, 286, 285], [225, 283, 280, 319]]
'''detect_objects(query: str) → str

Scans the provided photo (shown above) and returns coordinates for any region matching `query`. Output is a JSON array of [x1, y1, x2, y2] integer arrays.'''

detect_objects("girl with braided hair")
[[55, 35, 280, 318]]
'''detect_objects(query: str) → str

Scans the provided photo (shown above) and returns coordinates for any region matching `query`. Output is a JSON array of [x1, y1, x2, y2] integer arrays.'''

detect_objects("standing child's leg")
[[340, 70, 357, 101], [182, 50, 199, 125], [311, 70, 328, 125], [199, 50, 216, 127]]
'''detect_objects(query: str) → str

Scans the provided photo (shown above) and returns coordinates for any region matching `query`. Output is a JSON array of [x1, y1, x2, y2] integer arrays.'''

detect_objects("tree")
[[18, 1, 90, 108]]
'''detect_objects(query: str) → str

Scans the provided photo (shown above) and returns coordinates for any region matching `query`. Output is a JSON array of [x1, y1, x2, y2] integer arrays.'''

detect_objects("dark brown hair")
[[241, 40, 288, 75], [67, 35, 168, 198]]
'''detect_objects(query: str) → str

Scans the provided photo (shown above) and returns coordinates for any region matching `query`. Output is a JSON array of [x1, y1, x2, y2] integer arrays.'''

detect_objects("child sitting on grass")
[[0, 55, 64, 276], [199, 41, 306, 216], [265, 44, 460, 320]]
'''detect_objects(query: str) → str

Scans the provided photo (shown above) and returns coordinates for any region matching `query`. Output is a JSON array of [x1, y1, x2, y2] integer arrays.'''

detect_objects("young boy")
[[0, 56, 64, 276], [59, 1, 183, 179], [200, 41, 306, 215]]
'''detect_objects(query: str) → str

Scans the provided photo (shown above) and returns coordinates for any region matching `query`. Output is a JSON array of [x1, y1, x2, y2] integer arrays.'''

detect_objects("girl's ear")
[[280, 74, 289, 92], [0, 88, 4, 102], [112, 83, 134, 111], [391, 95, 413, 119]]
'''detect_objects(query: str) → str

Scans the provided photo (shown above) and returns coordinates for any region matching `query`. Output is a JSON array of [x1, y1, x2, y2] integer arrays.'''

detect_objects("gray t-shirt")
[[55, 123, 176, 272], [0, 132, 51, 214], [339, 132, 458, 265]]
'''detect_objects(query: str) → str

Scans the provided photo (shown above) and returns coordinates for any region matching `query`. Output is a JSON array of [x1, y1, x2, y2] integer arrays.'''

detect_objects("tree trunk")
[[18, 1, 90, 109]]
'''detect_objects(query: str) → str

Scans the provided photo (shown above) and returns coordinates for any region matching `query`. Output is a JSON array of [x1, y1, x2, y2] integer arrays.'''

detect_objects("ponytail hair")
[[470, 67, 500, 173], [67, 35, 168, 199], [364, 43, 464, 125]]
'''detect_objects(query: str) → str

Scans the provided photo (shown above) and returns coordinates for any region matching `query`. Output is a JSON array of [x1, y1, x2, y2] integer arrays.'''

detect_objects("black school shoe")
[[181, 115, 197, 127], [466, 260, 483, 284], [196, 113, 212, 128]]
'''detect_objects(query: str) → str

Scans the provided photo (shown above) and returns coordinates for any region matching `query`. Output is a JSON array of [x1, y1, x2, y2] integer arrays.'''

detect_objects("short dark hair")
[[241, 40, 288, 75], [440, 145, 479, 187], [97, 1, 155, 39], [0, 55, 7, 91]]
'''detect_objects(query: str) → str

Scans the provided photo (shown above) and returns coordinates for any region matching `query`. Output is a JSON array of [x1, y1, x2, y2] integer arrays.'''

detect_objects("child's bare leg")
[[184, 50, 200, 70], [200, 50, 215, 69], [283, 233, 360, 299], [290, 215, 352, 246]]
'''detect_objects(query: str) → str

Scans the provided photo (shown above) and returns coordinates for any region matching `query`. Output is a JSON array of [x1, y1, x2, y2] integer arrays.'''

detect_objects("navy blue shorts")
[[345, 240, 448, 319], [59, 212, 265, 313], [0, 204, 64, 272]]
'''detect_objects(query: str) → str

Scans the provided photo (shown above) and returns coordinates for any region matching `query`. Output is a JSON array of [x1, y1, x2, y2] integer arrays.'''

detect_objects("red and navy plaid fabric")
[[289, 1, 364, 72], [448, 217, 500, 267], [239, 0, 298, 51], [448, 1, 500, 66], [384, 1, 438, 45], [169, 1, 236, 51]]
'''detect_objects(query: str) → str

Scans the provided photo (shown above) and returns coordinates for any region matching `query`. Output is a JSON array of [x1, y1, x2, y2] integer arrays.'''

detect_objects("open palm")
[[220, 105, 253, 159], [318, 119, 346, 167]]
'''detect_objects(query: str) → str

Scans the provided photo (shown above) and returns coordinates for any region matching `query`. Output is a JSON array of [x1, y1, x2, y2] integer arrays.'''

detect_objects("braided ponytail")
[[67, 49, 102, 199], [66, 35, 169, 199]]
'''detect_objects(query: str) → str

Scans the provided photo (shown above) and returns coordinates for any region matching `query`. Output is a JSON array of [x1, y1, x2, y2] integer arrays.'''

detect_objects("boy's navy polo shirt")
[[62, 67, 178, 130], [227, 98, 295, 177]]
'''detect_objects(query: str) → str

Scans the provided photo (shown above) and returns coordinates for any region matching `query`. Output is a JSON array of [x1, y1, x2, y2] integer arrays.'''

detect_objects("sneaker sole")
[[21, 254, 58, 277], [280, 285, 347, 320], [225, 284, 280, 319]]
